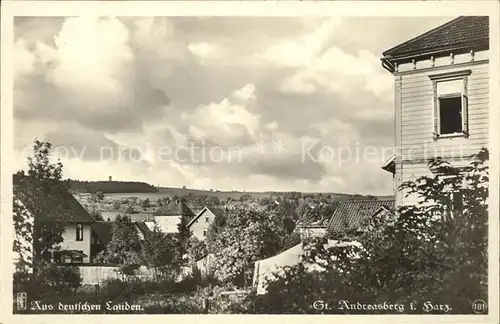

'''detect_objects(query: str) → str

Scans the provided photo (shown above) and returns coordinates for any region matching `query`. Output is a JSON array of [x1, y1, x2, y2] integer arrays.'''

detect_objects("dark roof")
[[91, 221, 114, 246], [59, 250, 88, 258], [187, 206, 226, 227], [382, 155, 396, 174], [13, 174, 95, 223], [383, 16, 489, 59], [154, 199, 195, 217], [135, 222, 153, 240], [327, 199, 395, 234]]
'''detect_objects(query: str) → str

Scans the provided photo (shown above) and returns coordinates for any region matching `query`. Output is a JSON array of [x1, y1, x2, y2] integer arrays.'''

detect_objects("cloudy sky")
[[14, 16, 453, 195]]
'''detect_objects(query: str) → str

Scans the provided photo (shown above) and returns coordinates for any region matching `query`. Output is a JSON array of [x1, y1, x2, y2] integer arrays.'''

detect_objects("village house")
[[153, 198, 196, 233], [295, 218, 329, 240], [381, 16, 489, 206], [187, 206, 226, 240], [13, 174, 100, 264], [326, 199, 395, 238]]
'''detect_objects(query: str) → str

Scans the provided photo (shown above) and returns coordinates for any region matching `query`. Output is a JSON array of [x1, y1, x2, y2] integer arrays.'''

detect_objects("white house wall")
[[13, 199, 93, 265], [60, 224, 92, 263], [395, 49, 489, 206], [156, 215, 181, 234], [189, 209, 216, 240]]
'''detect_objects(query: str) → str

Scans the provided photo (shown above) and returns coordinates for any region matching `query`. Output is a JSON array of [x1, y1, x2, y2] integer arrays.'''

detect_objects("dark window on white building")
[[430, 70, 471, 139], [76, 223, 84, 241]]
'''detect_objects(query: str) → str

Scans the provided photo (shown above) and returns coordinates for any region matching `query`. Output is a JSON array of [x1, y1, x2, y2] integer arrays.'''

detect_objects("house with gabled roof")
[[187, 206, 226, 240], [13, 174, 100, 264], [381, 16, 489, 206], [327, 199, 395, 238], [153, 198, 196, 233]]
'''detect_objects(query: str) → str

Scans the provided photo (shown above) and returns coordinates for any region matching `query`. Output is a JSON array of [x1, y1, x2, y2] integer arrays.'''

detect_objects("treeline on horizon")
[[67, 179, 386, 200], [68, 180, 158, 194]]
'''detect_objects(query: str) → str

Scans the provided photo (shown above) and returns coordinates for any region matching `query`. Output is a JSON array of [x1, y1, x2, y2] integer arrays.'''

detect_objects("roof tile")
[[154, 199, 195, 217], [383, 16, 489, 58], [14, 174, 95, 223], [327, 199, 395, 234]]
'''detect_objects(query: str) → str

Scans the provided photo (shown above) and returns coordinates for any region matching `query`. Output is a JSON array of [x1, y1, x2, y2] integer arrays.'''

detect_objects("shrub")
[[173, 268, 203, 293], [253, 149, 489, 314], [101, 279, 129, 299], [34, 263, 82, 296], [100, 278, 145, 300]]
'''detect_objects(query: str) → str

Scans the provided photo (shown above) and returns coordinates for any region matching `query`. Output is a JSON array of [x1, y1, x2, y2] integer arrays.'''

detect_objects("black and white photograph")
[[2, 1, 499, 321]]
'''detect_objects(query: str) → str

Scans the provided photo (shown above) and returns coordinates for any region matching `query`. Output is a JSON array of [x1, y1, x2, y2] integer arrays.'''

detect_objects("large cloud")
[[15, 16, 170, 133], [13, 16, 448, 195]]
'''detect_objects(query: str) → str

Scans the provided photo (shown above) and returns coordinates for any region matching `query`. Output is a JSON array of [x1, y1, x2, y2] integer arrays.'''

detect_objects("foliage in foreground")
[[255, 149, 489, 314]]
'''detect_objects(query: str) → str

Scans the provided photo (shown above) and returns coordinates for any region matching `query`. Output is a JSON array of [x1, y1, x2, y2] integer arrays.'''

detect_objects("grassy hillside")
[[67, 179, 393, 201], [69, 180, 158, 194], [156, 186, 392, 201]]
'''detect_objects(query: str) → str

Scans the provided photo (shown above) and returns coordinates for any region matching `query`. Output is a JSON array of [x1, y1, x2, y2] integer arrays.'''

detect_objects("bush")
[[173, 268, 202, 293], [101, 279, 130, 299], [253, 149, 489, 314], [13, 263, 82, 299], [36, 263, 82, 296]]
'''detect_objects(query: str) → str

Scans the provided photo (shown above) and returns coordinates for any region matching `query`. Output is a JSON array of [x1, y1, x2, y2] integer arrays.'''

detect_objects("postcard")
[[1, 1, 499, 323]]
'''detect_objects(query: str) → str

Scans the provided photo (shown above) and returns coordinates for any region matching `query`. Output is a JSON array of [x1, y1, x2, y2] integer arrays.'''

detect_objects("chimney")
[[109, 176, 112, 182]]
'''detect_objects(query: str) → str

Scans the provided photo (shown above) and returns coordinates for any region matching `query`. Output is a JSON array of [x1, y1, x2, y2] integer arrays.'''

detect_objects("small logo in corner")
[[16, 292, 27, 311], [472, 299, 487, 314]]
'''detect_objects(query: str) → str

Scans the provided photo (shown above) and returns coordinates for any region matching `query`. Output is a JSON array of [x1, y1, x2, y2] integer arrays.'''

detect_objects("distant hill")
[[69, 180, 158, 194], [67, 179, 393, 200], [156, 186, 392, 201]]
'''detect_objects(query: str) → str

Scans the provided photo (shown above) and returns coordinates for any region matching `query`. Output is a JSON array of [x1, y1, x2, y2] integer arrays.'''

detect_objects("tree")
[[89, 209, 104, 221], [13, 140, 66, 272], [95, 215, 143, 275], [94, 191, 104, 202], [205, 209, 228, 242], [112, 200, 121, 210], [207, 206, 287, 286], [13, 198, 33, 275], [257, 148, 489, 314], [125, 205, 137, 215], [141, 222, 179, 280], [142, 198, 151, 208], [186, 236, 208, 265], [176, 215, 192, 263]]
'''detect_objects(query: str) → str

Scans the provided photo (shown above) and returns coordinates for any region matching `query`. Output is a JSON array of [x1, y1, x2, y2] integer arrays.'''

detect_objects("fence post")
[[202, 298, 209, 314]]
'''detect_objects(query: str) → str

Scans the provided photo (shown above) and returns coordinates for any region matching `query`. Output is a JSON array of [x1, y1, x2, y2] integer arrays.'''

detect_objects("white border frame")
[[1, 1, 499, 324]]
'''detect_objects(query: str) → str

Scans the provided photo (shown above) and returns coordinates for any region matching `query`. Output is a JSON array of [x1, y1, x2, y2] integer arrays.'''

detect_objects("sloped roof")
[[154, 199, 195, 217], [135, 222, 153, 240], [383, 16, 489, 59], [187, 206, 226, 227], [13, 174, 95, 223], [91, 221, 114, 246], [327, 199, 395, 234], [382, 155, 396, 174], [59, 250, 88, 258]]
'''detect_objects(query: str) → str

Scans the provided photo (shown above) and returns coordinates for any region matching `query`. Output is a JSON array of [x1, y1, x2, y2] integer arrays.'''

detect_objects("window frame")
[[76, 223, 84, 241], [429, 70, 471, 140]]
